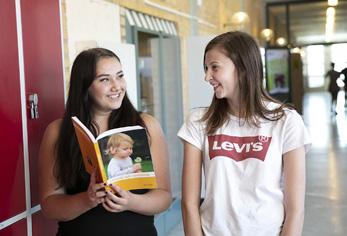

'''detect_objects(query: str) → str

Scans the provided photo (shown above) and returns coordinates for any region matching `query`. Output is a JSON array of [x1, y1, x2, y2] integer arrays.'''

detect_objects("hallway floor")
[[168, 91, 347, 236]]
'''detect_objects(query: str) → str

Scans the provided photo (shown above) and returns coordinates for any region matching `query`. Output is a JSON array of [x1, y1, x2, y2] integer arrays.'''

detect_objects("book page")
[[97, 127, 157, 190], [96, 125, 143, 140]]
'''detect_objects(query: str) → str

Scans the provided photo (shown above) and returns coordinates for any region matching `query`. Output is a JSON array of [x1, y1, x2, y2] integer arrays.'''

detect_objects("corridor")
[[303, 91, 347, 235], [169, 90, 347, 236]]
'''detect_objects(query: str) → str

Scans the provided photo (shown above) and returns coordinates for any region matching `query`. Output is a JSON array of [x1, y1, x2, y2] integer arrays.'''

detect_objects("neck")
[[227, 100, 242, 117], [92, 111, 111, 133]]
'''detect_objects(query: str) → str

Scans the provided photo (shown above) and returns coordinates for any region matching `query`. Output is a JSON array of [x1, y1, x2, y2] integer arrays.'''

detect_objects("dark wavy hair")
[[201, 31, 288, 134], [55, 48, 145, 190]]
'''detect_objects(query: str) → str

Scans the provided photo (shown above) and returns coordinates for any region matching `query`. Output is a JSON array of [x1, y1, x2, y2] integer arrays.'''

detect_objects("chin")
[[111, 104, 122, 110], [215, 93, 225, 99]]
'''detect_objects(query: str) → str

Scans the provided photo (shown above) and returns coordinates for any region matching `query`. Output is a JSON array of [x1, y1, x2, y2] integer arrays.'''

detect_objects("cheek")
[[88, 84, 103, 98], [121, 80, 127, 90]]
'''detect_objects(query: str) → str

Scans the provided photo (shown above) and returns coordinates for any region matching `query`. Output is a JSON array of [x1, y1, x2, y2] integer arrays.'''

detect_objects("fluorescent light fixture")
[[325, 7, 335, 42], [328, 0, 338, 6]]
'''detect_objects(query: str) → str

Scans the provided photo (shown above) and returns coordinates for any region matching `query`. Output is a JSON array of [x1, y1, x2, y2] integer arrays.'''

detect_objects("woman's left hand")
[[102, 184, 133, 213]]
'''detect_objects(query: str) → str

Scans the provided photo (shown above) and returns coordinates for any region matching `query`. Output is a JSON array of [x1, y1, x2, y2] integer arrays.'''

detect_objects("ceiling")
[[265, 0, 347, 46]]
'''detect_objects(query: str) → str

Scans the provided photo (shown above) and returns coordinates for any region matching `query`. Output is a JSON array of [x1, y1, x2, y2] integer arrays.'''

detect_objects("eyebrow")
[[208, 61, 219, 64], [96, 71, 124, 78]]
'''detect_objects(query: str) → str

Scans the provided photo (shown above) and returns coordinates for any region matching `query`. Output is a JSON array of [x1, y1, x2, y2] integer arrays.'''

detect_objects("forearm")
[[182, 201, 203, 236], [41, 192, 94, 221], [127, 189, 171, 215], [281, 209, 305, 236], [281, 147, 306, 236]]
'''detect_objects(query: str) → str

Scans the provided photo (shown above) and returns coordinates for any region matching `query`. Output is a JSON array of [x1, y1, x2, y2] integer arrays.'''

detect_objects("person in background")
[[39, 48, 171, 236], [325, 62, 340, 113], [178, 31, 311, 236], [340, 67, 347, 104]]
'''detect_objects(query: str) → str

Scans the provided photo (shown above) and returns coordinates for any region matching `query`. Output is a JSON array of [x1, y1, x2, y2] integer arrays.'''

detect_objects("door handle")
[[29, 93, 39, 119]]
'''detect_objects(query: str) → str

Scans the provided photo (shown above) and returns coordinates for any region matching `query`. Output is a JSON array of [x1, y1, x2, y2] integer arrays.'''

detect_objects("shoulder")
[[281, 107, 304, 126], [140, 113, 160, 127], [39, 119, 63, 162], [264, 101, 301, 120], [186, 107, 207, 123], [140, 113, 163, 134], [43, 119, 63, 140]]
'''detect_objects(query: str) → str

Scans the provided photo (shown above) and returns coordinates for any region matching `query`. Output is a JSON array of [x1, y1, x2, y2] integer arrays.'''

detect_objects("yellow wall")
[[62, 0, 266, 113]]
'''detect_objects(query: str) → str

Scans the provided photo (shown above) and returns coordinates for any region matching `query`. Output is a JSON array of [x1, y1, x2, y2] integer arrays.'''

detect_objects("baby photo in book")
[[71, 116, 157, 191], [98, 129, 155, 181]]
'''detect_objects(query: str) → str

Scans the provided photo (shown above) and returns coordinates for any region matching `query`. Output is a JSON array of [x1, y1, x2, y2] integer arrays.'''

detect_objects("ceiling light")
[[276, 37, 287, 46], [325, 7, 335, 42], [328, 0, 338, 6], [260, 28, 274, 41], [292, 47, 301, 53], [231, 11, 250, 26]]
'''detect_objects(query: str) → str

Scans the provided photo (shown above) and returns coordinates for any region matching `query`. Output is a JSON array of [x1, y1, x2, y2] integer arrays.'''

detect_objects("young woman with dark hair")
[[39, 48, 171, 235], [178, 31, 311, 236]]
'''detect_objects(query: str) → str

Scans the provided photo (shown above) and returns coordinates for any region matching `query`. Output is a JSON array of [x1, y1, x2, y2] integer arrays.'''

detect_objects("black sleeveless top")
[[57, 169, 157, 236]]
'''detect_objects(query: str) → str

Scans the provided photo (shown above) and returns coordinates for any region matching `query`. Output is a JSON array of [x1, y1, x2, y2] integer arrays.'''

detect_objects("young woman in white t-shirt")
[[178, 31, 311, 236]]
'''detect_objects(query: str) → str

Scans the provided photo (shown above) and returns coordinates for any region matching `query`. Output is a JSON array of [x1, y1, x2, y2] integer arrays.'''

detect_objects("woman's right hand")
[[86, 172, 106, 208]]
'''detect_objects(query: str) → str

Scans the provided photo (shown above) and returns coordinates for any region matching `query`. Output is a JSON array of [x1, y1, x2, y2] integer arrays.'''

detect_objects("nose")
[[204, 71, 212, 82], [110, 77, 120, 91]]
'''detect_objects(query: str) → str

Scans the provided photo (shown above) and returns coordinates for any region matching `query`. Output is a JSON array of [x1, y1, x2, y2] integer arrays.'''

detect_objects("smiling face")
[[204, 47, 240, 106], [88, 57, 126, 115]]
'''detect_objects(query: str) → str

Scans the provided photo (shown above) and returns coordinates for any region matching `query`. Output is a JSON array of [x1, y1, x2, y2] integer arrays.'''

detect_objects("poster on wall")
[[265, 48, 290, 100]]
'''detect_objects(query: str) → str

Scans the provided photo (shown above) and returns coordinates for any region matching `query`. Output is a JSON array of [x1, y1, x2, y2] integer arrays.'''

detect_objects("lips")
[[108, 92, 122, 99], [210, 82, 220, 91]]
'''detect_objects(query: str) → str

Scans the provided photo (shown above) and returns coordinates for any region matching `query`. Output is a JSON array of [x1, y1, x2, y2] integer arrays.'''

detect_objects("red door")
[[0, 0, 64, 235], [21, 0, 65, 235], [0, 2, 26, 234]]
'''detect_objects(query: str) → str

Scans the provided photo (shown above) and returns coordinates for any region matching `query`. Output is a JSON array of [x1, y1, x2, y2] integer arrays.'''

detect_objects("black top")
[[56, 169, 157, 236]]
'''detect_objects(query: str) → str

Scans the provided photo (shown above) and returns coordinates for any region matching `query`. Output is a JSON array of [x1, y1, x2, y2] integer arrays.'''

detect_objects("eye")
[[117, 73, 124, 80], [212, 65, 218, 71], [99, 77, 110, 82]]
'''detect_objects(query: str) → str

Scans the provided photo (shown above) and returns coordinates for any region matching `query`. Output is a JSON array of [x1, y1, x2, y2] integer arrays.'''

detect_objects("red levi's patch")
[[208, 135, 272, 162]]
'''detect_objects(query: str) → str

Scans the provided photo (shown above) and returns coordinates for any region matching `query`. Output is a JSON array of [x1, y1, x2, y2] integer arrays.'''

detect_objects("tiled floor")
[[168, 91, 347, 236]]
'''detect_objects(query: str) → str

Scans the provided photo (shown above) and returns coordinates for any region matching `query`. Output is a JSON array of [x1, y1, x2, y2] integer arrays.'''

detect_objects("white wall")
[[65, 0, 121, 62], [64, 0, 138, 108], [187, 35, 217, 198], [187, 36, 215, 109]]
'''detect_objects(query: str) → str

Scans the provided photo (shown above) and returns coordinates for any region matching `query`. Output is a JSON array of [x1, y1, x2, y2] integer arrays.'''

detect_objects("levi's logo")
[[208, 134, 271, 162]]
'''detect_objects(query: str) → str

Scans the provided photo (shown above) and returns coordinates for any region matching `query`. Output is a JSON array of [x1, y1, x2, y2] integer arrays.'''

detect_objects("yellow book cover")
[[71, 116, 157, 191]]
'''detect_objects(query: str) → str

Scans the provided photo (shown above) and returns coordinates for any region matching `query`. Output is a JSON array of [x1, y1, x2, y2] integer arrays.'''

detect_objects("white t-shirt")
[[177, 103, 311, 236], [107, 156, 134, 179]]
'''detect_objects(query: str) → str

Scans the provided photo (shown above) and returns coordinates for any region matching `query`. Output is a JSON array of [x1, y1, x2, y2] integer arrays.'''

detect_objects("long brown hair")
[[201, 31, 288, 134], [55, 48, 145, 190]]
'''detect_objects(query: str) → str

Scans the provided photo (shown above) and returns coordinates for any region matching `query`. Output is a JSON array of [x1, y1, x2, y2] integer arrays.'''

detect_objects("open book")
[[71, 116, 157, 191]]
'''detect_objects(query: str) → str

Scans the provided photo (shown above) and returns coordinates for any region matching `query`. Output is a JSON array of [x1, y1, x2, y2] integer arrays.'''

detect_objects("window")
[[306, 45, 325, 88]]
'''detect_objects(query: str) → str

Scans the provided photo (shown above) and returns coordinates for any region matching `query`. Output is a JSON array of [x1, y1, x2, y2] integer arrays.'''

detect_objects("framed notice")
[[265, 48, 291, 102]]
